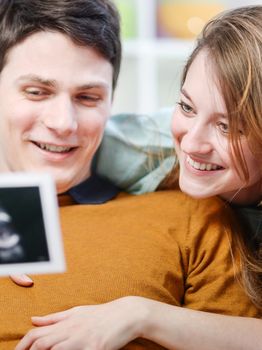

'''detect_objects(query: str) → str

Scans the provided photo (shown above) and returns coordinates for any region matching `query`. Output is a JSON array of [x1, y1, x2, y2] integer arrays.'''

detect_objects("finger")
[[15, 327, 50, 350], [10, 274, 34, 287], [29, 332, 69, 350], [15, 328, 46, 350], [32, 309, 73, 326]]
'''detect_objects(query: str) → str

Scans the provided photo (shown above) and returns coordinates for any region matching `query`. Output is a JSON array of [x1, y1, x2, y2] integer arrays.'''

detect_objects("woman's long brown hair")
[[162, 5, 262, 309]]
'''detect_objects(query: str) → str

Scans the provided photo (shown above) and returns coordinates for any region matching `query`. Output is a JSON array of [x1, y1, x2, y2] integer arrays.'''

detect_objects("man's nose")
[[181, 120, 213, 155], [40, 95, 78, 136]]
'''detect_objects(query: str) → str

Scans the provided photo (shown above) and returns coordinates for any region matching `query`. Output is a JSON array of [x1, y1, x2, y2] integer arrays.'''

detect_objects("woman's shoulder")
[[120, 189, 229, 217]]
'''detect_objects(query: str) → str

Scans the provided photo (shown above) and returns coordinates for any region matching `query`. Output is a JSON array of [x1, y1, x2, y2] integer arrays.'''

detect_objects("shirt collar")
[[68, 173, 119, 204]]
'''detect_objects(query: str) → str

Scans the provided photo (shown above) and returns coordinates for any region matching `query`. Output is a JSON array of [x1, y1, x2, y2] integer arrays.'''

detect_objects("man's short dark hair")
[[0, 0, 121, 89]]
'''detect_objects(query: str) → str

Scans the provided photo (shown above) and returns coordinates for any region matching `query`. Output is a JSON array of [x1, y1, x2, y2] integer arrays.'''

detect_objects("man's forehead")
[[1, 34, 113, 92], [4, 31, 112, 69]]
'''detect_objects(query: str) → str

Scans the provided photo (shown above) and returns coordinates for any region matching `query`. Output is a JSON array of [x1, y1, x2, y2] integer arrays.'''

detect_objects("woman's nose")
[[180, 121, 213, 155]]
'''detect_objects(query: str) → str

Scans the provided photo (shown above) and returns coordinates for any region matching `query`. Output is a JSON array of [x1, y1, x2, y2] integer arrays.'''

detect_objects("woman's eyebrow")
[[181, 88, 193, 102]]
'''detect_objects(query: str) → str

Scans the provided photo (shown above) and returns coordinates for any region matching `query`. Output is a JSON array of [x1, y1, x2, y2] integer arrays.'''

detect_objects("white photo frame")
[[0, 172, 65, 275]]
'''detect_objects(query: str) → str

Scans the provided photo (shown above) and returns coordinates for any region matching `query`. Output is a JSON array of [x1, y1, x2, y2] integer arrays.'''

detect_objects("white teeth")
[[37, 143, 72, 153], [194, 162, 200, 170], [186, 156, 222, 171], [200, 163, 206, 170]]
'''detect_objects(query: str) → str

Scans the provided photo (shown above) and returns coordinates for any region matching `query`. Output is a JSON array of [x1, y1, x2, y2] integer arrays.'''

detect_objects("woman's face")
[[172, 50, 262, 205]]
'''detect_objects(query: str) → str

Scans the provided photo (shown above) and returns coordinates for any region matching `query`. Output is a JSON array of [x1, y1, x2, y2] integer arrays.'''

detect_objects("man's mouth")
[[33, 142, 76, 153], [186, 155, 224, 171]]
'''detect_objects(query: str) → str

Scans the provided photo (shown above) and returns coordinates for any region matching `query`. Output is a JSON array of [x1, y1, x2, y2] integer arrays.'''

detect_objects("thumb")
[[9, 274, 34, 287]]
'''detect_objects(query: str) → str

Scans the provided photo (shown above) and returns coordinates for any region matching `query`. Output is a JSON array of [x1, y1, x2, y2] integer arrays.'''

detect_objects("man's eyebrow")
[[16, 75, 110, 91], [181, 88, 193, 102], [77, 82, 110, 92], [16, 74, 57, 87]]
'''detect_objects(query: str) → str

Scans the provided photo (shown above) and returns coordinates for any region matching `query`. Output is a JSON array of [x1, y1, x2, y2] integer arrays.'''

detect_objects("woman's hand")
[[13, 295, 262, 350], [9, 274, 33, 287], [15, 296, 148, 350]]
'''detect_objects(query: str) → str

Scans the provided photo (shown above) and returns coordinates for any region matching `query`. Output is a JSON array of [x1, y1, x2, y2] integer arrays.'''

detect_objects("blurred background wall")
[[112, 0, 261, 115]]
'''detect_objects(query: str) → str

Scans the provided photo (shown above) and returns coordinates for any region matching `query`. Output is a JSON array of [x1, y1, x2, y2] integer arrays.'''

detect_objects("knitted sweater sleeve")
[[181, 196, 259, 317]]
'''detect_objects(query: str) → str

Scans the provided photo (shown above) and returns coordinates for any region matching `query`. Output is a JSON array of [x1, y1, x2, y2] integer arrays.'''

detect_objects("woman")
[[15, 5, 262, 350]]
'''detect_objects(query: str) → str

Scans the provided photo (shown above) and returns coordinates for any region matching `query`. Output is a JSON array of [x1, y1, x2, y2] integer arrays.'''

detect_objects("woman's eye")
[[217, 121, 229, 134], [177, 101, 194, 114], [217, 121, 244, 136]]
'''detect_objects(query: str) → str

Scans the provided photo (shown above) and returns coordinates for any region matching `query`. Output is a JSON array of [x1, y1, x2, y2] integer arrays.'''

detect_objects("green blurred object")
[[114, 0, 137, 39]]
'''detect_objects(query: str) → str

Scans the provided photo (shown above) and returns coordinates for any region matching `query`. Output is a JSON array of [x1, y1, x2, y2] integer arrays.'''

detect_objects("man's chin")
[[55, 178, 75, 194], [56, 184, 70, 194]]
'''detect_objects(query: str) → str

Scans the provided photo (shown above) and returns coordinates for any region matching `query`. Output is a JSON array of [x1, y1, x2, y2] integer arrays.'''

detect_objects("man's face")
[[0, 31, 113, 193]]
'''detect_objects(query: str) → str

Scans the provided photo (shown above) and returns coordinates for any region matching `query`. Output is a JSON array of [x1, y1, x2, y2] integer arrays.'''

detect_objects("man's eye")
[[29, 90, 40, 95], [78, 95, 99, 101], [24, 88, 47, 98], [177, 101, 194, 114], [77, 94, 101, 106]]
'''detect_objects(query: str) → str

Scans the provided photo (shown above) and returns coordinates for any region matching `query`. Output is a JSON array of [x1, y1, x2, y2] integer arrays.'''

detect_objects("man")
[[0, 1, 259, 350], [0, 0, 120, 194]]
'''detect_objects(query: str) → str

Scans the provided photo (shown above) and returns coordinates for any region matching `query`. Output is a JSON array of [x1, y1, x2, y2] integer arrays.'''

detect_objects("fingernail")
[[22, 275, 33, 282], [20, 274, 33, 282]]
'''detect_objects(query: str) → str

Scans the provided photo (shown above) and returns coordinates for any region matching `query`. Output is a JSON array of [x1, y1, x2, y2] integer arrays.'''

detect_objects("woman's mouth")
[[186, 155, 224, 171]]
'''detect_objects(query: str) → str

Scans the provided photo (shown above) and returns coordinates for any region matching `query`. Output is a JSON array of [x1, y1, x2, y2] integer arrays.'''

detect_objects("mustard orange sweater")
[[0, 191, 259, 349]]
